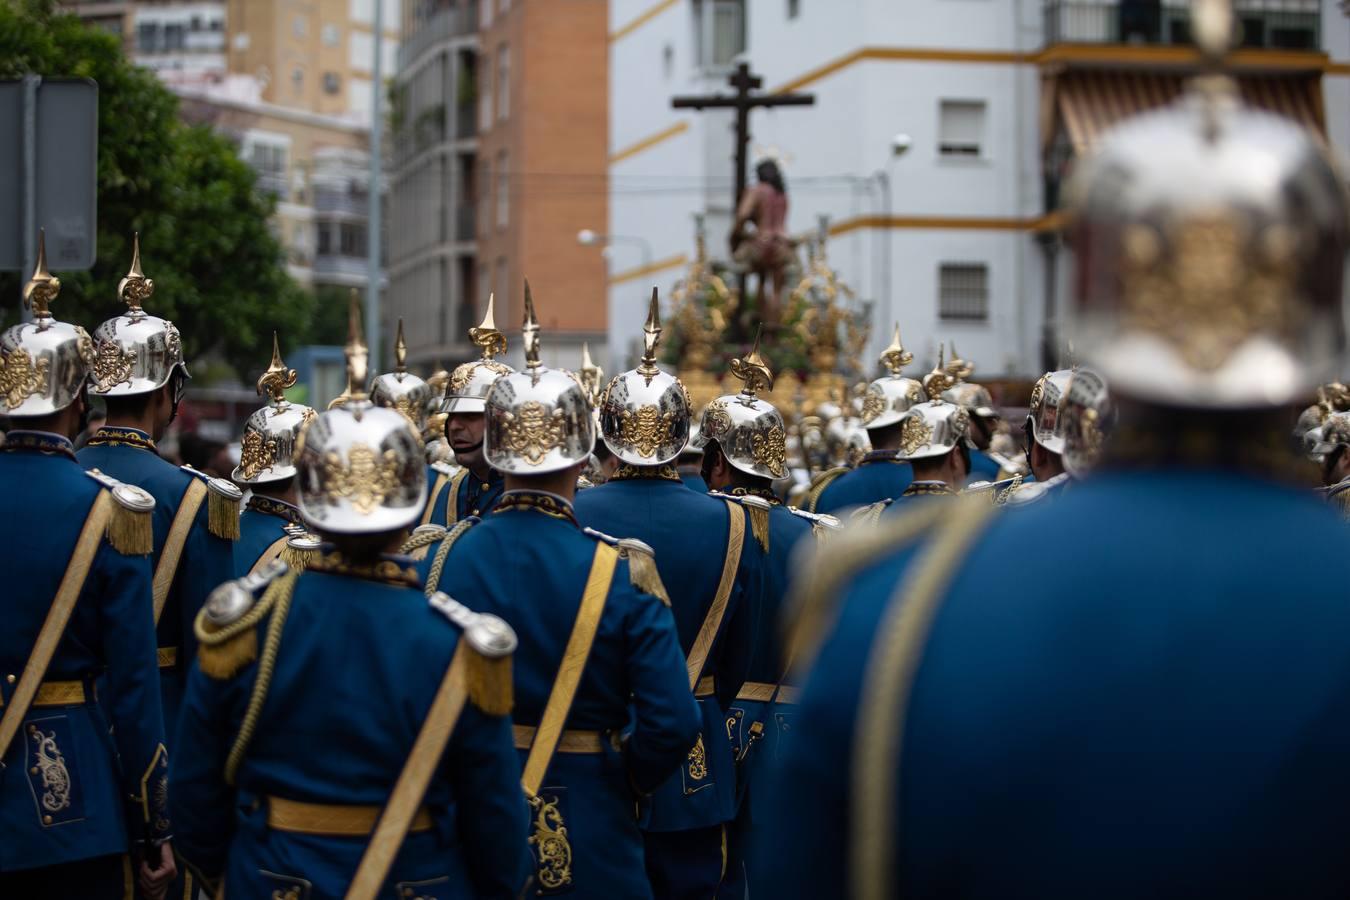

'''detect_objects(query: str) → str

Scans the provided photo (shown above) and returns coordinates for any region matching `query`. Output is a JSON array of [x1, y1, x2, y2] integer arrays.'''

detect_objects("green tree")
[[0, 0, 314, 381]]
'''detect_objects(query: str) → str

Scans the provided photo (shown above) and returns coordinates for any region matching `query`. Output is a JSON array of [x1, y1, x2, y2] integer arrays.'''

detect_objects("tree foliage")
[[0, 0, 314, 381]]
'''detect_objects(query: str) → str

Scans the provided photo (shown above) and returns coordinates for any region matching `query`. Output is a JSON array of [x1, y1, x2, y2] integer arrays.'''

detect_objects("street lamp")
[[576, 229, 653, 269]]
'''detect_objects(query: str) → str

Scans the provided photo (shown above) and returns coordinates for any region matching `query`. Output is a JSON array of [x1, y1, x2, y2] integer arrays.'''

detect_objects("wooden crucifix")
[[672, 61, 815, 218], [672, 62, 814, 337]]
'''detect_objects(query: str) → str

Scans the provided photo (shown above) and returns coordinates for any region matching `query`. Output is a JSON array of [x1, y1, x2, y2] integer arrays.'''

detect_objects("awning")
[[1051, 70, 1325, 156]]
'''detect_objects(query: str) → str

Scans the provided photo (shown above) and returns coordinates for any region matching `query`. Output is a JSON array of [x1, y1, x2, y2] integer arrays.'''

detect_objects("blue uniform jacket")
[[574, 469, 765, 832], [815, 453, 913, 514], [425, 465, 505, 527], [760, 469, 1350, 898], [171, 551, 529, 899], [0, 432, 169, 872], [79, 427, 235, 730], [233, 495, 302, 577], [967, 446, 1001, 482], [424, 490, 700, 898]]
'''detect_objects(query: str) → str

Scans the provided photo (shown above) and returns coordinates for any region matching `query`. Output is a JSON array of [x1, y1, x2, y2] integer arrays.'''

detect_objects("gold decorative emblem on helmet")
[[0, 348, 50, 410], [501, 401, 567, 465], [900, 414, 934, 455], [751, 423, 788, 478], [92, 341, 135, 392], [322, 443, 402, 514], [860, 386, 886, 425], [619, 405, 675, 458], [238, 429, 276, 480], [702, 398, 732, 439]]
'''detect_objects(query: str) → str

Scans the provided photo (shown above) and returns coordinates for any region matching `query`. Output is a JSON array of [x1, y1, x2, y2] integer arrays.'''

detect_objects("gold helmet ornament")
[[295, 295, 427, 534], [233, 333, 316, 485], [692, 328, 789, 480], [370, 319, 433, 431], [1025, 368, 1077, 456], [484, 281, 596, 475], [1066, 0, 1349, 408], [88, 234, 189, 397], [443, 294, 515, 415], [1058, 367, 1113, 477], [597, 288, 691, 466], [0, 230, 95, 417], [859, 323, 924, 430]]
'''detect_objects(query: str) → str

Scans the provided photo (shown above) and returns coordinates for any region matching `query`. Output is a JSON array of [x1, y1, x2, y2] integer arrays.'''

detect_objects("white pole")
[[366, 0, 385, 373]]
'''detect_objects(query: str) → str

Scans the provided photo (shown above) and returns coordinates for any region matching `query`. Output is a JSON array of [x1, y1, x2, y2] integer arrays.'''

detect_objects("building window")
[[938, 100, 986, 157], [292, 67, 305, 93], [137, 22, 158, 52], [292, 15, 307, 38], [323, 72, 341, 94], [480, 0, 493, 28], [496, 44, 510, 120], [248, 142, 288, 175], [317, 224, 332, 255], [480, 158, 492, 234], [322, 23, 340, 46], [693, 0, 745, 69], [495, 257, 508, 311], [479, 56, 493, 131], [164, 22, 186, 50], [495, 150, 508, 228], [788, 0, 800, 19], [339, 223, 367, 257], [938, 263, 990, 321]]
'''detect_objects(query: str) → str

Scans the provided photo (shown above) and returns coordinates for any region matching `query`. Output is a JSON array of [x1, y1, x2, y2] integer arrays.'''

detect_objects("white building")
[[607, 0, 1349, 381]]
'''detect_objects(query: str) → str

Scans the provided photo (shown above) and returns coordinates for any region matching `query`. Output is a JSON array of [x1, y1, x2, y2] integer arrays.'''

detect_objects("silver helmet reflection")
[[233, 333, 316, 485], [692, 330, 788, 480], [88, 234, 189, 398], [598, 288, 691, 467]]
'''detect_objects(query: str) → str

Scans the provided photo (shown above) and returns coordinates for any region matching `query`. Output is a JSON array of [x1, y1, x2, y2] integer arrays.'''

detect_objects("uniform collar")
[[493, 489, 579, 526], [610, 463, 682, 483], [726, 485, 781, 505], [1, 429, 76, 460], [85, 425, 157, 453], [859, 449, 905, 466], [304, 549, 422, 587], [902, 480, 955, 498], [247, 494, 303, 524]]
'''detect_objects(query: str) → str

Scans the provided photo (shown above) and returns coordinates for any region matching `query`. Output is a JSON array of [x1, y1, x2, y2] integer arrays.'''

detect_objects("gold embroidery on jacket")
[[29, 725, 72, 814], [687, 733, 708, 781], [528, 793, 574, 891]]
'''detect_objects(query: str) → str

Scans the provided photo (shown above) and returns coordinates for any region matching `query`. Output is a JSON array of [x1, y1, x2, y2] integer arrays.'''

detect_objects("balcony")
[[314, 188, 370, 218], [455, 203, 476, 242], [398, 3, 479, 71], [1043, 1, 1320, 51]]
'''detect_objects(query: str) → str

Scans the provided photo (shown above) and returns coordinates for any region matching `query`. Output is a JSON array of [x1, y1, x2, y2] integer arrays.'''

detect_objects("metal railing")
[[397, 3, 479, 71], [1043, 0, 1320, 50], [314, 188, 369, 218]]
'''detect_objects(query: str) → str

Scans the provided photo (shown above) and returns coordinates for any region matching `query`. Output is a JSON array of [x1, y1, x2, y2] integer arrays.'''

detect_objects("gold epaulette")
[[583, 527, 670, 606], [802, 466, 849, 513], [710, 492, 772, 553], [281, 528, 321, 570], [181, 465, 242, 541], [84, 469, 155, 555], [428, 592, 517, 716], [784, 500, 949, 675], [849, 500, 889, 528], [194, 562, 294, 680]]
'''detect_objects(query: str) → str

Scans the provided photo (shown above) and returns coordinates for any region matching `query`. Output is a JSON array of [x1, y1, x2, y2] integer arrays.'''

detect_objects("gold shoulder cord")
[[420, 471, 451, 527], [849, 498, 996, 900], [223, 569, 300, 785], [803, 467, 848, 512], [684, 499, 746, 690], [424, 518, 477, 596], [0, 492, 112, 763], [152, 478, 208, 624], [248, 534, 292, 577]]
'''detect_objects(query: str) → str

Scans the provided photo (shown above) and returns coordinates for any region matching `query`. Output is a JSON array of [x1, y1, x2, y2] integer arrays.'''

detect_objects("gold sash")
[[248, 534, 291, 577], [684, 499, 746, 690], [153, 478, 207, 624]]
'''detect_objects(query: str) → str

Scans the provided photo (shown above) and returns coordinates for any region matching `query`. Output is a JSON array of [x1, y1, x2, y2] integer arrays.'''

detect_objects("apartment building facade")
[[389, 0, 608, 372], [607, 0, 1350, 379]]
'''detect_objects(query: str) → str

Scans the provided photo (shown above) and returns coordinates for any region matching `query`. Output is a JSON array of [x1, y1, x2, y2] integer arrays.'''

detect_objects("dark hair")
[[103, 391, 157, 420], [756, 160, 786, 194]]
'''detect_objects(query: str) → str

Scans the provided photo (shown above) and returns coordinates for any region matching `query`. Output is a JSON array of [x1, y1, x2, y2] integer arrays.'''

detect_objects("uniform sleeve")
[[714, 541, 765, 711], [168, 658, 242, 882], [180, 505, 236, 661], [93, 539, 172, 845], [622, 575, 702, 794], [445, 701, 531, 898]]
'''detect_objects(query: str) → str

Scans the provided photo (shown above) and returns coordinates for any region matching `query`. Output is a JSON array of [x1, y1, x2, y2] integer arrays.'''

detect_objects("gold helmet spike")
[[22, 227, 60, 317], [394, 319, 408, 374], [1193, 0, 1234, 63], [522, 278, 541, 370], [257, 331, 299, 403], [728, 325, 774, 397], [469, 293, 508, 360], [580, 341, 604, 404], [117, 232, 155, 314], [343, 288, 369, 403], [637, 287, 662, 376], [879, 323, 914, 376]]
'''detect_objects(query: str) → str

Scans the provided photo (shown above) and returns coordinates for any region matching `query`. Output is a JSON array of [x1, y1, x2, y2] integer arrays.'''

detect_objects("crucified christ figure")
[[731, 159, 793, 330]]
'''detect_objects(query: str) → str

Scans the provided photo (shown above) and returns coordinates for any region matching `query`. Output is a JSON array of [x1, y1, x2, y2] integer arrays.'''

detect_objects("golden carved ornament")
[[257, 332, 298, 403], [500, 401, 565, 465], [322, 443, 402, 514], [22, 229, 60, 318], [238, 429, 277, 480], [118, 233, 155, 313], [702, 398, 732, 439], [1029, 373, 1048, 413], [752, 424, 788, 478], [527, 793, 574, 891], [687, 734, 709, 781], [0, 348, 51, 410], [92, 340, 135, 392], [620, 405, 673, 458], [30, 726, 72, 814], [900, 415, 934, 455], [860, 387, 885, 425], [1119, 216, 1300, 372]]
